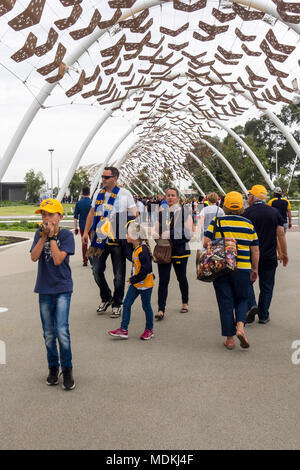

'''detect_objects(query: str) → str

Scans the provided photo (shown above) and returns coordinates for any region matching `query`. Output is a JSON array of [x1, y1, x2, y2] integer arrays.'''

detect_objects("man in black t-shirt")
[[244, 185, 288, 324], [268, 187, 292, 233]]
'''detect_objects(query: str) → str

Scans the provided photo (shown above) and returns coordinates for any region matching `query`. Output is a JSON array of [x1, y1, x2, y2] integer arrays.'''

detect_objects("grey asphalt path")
[[0, 230, 299, 450]]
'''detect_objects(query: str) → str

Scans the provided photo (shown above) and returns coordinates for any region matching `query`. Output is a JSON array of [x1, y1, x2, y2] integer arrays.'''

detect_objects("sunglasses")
[[101, 175, 114, 180]]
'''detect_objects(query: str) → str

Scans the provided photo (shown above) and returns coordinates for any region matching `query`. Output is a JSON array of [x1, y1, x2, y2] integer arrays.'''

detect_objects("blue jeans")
[[121, 285, 154, 331], [213, 270, 250, 337], [248, 267, 276, 321], [92, 244, 126, 308], [39, 293, 72, 370]]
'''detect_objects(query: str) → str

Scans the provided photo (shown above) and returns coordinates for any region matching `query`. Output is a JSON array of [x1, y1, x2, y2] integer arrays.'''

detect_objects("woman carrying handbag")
[[152, 188, 193, 320]]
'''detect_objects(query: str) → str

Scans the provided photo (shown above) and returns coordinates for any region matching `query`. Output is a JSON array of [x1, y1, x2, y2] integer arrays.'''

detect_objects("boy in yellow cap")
[[30, 199, 76, 390]]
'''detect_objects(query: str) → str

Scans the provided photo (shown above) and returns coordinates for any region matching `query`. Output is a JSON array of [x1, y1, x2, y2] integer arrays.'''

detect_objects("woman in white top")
[[198, 192, 225, 234]]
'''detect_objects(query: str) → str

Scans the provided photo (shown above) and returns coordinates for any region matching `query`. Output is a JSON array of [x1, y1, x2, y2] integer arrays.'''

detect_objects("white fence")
[[292, 209, 300, 226]]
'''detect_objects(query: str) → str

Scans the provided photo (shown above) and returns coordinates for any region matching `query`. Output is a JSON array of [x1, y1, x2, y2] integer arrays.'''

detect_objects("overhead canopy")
[[0, 0, 299, 187]]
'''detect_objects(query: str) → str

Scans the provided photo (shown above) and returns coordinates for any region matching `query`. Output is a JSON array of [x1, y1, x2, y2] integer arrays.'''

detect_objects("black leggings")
[[157, 258, 189, 313]]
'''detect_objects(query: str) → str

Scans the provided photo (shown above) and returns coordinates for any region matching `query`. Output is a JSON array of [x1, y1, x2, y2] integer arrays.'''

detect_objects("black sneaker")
[[61, 368, 75, 390], [246, 306, 259, 324], [46, 367, 59, 386], [258, 318, 270, 324], [96, 298, 112, 314]]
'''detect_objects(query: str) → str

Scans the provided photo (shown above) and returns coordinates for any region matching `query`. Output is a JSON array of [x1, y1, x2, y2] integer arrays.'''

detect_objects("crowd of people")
[[30, 166, 291, 390]]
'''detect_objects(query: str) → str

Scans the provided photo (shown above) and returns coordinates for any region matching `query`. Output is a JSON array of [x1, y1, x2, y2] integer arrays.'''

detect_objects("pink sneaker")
[[108, 328, 128, 339], [140, 329, 154, 340]]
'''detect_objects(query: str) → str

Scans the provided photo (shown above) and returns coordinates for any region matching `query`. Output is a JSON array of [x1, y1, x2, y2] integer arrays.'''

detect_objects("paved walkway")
[[0, 230, 299, 450]]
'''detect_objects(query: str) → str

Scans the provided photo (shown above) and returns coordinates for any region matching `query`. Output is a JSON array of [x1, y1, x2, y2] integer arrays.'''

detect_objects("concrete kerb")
[[0, 238, 31, 251]]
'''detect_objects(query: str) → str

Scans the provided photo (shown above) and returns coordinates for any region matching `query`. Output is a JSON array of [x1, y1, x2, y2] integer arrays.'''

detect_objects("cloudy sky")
[[0, 64, 137, 187]]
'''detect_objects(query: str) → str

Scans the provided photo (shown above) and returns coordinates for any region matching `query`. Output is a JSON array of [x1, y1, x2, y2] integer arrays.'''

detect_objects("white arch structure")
[[198, 138, 248, 195], [88, 121, 139, 198], [117, 140, 207, 197], [88, 119, 214, 198], [0, 0, 299, 193], [84, 111, 247, 203], [167, 129, 248, 194], [131, 182, 146, 196], [119, 180, 134, 194]]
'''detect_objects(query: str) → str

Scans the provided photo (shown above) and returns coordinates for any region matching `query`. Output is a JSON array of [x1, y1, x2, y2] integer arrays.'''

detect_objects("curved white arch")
[[88, 120, 139, 199], [116, 142, 195, 198], [104, 124, 207, 197], [190, 152, 226, 195], [128, 181, 146, 196], [180, 168, 206, 198], [57, 106, 113, 200], [198, 138, 248, 195], [167, 129, 247, 194], [116, 136, 140, 169], [119, 179, 134, 194], [1, 0, 298, 182], [167, 106, 274, 190], [0, 0, 163, 182], [208, 74, 300, 179], [90, 118, 220, 197], [134, 176, 154, 195], [213, 119, 274, 189]]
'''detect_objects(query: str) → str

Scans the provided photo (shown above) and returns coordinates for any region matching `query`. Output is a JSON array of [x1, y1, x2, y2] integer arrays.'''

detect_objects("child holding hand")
[[108, 222, 154, 340]]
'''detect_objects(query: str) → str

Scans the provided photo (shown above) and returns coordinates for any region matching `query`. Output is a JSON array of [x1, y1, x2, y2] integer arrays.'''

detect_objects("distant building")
[[0, 182, 27, 201]]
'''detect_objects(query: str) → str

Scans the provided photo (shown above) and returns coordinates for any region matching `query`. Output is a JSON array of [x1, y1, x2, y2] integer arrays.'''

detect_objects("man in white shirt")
[[83, 167, 137, 318]]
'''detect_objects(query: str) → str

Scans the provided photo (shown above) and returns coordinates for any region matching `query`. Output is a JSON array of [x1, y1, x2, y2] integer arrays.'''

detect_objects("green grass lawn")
[[0, 222, 39, 232], [0, 203, 75, 216], [0, 235, 28, 246], [0, 236, 12, 245]]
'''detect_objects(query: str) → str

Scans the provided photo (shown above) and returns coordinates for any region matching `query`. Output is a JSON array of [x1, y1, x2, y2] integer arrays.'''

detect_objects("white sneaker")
[[96, 299, 112, 314], [110, 306, 122, 318]]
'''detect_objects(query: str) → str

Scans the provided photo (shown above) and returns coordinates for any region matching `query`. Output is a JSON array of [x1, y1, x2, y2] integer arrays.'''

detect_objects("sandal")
[[236, 330, 250, 349], [155, 312, 165, 321], [180, 307, 189, 313], [224, 339, 235, 350]]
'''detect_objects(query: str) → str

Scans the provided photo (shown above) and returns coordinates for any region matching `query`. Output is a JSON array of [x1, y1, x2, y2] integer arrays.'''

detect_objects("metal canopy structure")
[[0, 0, 299, 197]]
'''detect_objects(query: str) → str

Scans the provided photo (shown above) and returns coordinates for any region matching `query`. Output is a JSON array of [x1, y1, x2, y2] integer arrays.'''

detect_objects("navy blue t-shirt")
[[243, 202, 284, 270], [31, 229, 75, 294], [74, 197, 92, 231]]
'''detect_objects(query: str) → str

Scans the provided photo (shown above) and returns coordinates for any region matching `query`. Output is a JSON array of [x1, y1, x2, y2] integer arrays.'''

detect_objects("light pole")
[[48, 149, 54, 198], [275, 139, 278, 180]]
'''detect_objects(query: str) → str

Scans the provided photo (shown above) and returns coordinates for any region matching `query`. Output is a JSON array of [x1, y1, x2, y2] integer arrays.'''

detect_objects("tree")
[[25, 169, 46, 202], [244, 104, 300, 179], [129, 169, 157, 196], [69, 167, 90, 201], [158, 163, 175, 192]]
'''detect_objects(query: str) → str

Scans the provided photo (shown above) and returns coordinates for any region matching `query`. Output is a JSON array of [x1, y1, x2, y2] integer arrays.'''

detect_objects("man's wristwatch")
[[48, 236, 58, 242]]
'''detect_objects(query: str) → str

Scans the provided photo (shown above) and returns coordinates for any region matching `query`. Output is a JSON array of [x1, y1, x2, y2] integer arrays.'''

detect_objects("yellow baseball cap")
[[224, 191, 243, 210], [248, 185, 267, 200], [35, 198, 63, 215]]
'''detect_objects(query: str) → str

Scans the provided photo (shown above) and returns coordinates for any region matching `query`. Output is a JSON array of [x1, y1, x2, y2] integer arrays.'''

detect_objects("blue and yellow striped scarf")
[[90, 185, 120, 251]]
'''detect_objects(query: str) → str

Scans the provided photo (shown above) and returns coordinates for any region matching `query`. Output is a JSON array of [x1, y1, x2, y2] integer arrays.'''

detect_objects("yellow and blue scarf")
[[90, 185, 120, 250]]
